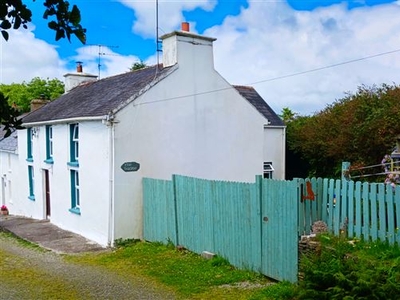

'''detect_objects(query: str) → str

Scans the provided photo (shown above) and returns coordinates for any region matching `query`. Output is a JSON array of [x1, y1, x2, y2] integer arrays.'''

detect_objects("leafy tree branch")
[[0, 0, 86, 43]]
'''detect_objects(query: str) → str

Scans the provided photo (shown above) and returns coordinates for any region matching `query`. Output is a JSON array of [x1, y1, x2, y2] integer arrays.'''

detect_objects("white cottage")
[[0, 25, 285, 246]]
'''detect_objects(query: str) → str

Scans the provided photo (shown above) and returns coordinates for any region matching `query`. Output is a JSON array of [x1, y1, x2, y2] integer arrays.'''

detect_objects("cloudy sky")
[[1, 0, 400, 115]]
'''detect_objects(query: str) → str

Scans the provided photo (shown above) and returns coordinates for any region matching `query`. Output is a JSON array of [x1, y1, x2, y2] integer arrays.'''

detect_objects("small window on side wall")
[[263, 162, 274, 179]]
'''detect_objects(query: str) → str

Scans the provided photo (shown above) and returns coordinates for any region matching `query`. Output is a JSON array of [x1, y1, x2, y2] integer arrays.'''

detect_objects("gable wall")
[[112, 66, 270, 240]]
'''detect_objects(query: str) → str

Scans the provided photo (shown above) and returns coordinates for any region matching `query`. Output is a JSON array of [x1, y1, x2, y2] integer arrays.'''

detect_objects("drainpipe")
[[106, 114, 115, 246]]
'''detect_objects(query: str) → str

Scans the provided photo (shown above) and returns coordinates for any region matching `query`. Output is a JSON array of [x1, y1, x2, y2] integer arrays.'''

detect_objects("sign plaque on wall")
[[121, 162, 140, 172]]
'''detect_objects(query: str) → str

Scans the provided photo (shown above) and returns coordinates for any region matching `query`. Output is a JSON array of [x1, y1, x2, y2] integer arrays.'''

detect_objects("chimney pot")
[[76, 61, 83, 73], [181, 22, 190, 32]]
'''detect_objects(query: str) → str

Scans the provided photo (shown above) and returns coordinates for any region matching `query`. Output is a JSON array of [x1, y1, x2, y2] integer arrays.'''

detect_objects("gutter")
[[23, 115, 107, 127]]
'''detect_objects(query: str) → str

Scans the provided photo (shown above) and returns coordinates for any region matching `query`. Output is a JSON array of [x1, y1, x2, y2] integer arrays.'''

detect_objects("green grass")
[[68, 240, 295, 299]]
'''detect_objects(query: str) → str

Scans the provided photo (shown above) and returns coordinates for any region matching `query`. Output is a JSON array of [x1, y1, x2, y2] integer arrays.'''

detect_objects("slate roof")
[[233, 85, 284, 126], [0, 128, 18, 152], [21, 64, 283, 128], [22, 65, 175, 124]]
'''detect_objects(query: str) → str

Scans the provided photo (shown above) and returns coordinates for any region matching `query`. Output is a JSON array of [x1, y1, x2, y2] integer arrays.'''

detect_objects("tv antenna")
[[156, 0, 162, 69], [88, 44, 119, 79]]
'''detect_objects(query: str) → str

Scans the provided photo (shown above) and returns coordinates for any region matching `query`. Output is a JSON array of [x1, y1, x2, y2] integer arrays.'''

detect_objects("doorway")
[[44, 170, 51, 218]]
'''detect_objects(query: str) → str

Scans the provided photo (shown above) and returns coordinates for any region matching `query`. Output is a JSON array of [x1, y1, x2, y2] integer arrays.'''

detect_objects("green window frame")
[[26, 128, 33, 162], [28, 166, 35, 200], [69, 170, 80, 215], [68, 123, 79, 167], [44, 125, 54, 164]]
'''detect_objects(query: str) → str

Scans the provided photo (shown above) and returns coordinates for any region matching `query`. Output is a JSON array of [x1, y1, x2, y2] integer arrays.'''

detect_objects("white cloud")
[[0, 28, 66, 84], [118, 0, 216, 37], [205, 2, 400, 115]]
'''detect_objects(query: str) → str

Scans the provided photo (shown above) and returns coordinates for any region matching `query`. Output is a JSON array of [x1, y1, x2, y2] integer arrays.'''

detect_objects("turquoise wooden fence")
[[143, 175, 299, 283], [299, 178, 400, 244]]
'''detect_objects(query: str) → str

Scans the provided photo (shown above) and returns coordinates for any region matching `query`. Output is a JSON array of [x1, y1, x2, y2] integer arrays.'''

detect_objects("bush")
[[297, 234, 400, 299]]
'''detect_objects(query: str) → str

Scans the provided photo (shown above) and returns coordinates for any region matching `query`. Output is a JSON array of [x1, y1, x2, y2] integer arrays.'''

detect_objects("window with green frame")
[[28, 165, 35, 200], [68, 123, 79, 167], [26, 128, 33, 162], [69, 170, 80, 214], [44, 125, 54, 164]]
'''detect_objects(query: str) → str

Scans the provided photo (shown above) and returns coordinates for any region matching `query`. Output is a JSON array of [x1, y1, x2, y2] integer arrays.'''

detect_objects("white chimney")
[[63, 62, 97, 93], [160, 22, 217, 70]]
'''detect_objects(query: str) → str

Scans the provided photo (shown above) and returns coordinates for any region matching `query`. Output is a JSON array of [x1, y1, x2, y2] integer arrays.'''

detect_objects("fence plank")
[[333, 180, 341, 236], [370, 183, 378, 242], [387, 185, 395, 244], [378, 184, 386, 241], [341, 180, 348, 235], [362, 182, 370, 241], [347, 181, 355, 238], [395, 186, 400, 244], [322, 178, 329, 224], [354, 182, 362, 238]]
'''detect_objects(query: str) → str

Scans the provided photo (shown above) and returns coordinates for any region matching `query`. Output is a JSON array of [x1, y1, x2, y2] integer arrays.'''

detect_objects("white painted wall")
[[0, 151, 20, 213], [14, 122, 111, 246], [112, 66, 269, 240], [263, 126, 286, 180]]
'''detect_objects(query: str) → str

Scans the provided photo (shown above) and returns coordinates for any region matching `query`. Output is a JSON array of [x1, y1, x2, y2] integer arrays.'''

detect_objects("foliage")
[[0, 77, 64, 112], [286, 84, 400, 178], [130, 60, 147, 71], [0, 92, 23, 138], [297, 234, 400, 299], [0, 0, 86, 43]]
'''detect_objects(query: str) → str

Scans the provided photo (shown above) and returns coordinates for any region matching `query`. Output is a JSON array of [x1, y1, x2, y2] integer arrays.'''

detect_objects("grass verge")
[[68, 240, 297, 299]]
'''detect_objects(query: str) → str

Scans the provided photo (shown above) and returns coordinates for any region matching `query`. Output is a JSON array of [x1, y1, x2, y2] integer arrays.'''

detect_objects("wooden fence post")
[[342, 162, 351, 181]]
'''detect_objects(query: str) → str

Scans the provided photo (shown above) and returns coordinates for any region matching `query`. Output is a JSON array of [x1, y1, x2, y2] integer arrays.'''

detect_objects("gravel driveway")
[[0, 234, 177, 300]]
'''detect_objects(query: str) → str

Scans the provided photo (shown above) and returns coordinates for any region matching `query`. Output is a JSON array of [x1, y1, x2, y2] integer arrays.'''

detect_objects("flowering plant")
[[1, 205, 8, 211]]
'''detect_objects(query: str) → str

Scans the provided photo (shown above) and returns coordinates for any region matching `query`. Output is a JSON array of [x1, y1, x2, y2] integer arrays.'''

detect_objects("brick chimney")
[[160, 22, 217, 70], [63, 62, 97, 93], [30, 95, 49, 112]]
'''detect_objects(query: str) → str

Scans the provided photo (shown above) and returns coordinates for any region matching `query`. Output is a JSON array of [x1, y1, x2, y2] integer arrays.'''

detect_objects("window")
[[263, 162, 274, 179], [26, 128, 33, 162], [28, 166, 35, 200], [68, 123, 79, 166], [69, 170, 80, 214], [44, 125, 54, 164]]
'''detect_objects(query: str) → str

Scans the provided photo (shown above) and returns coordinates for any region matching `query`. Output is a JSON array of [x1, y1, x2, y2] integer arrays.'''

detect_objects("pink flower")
[[1, 205, 7, 211]]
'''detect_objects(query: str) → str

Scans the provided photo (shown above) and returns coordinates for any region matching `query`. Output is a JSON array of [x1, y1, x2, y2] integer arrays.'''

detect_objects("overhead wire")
[[135, 47, 400, 107]]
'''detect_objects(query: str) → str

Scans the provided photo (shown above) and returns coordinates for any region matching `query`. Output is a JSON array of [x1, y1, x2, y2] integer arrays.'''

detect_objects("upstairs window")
[[45, 125, 54, 164], [263, 162, 274, 179], [68, 123, 79, 167], [26, 128, 33, 162]]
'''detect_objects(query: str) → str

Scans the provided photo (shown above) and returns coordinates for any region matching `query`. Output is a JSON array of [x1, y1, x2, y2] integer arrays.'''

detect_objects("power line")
[[134, 47, 400, 107]]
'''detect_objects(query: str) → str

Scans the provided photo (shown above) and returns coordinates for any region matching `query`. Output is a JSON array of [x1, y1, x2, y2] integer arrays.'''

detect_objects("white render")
[[0, 29, 286, 246]]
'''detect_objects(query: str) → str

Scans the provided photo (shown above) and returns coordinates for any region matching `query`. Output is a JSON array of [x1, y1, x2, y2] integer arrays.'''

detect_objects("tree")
[[0, 92, 23, 139], [0, 77, 64, 112], [0, 0, 86, 43], [286, 83, 400, 178], [130, 60, 147, 71]]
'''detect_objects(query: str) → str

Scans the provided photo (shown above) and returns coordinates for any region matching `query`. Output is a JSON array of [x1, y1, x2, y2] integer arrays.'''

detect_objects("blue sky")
[[1, 0, 400, 114]]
